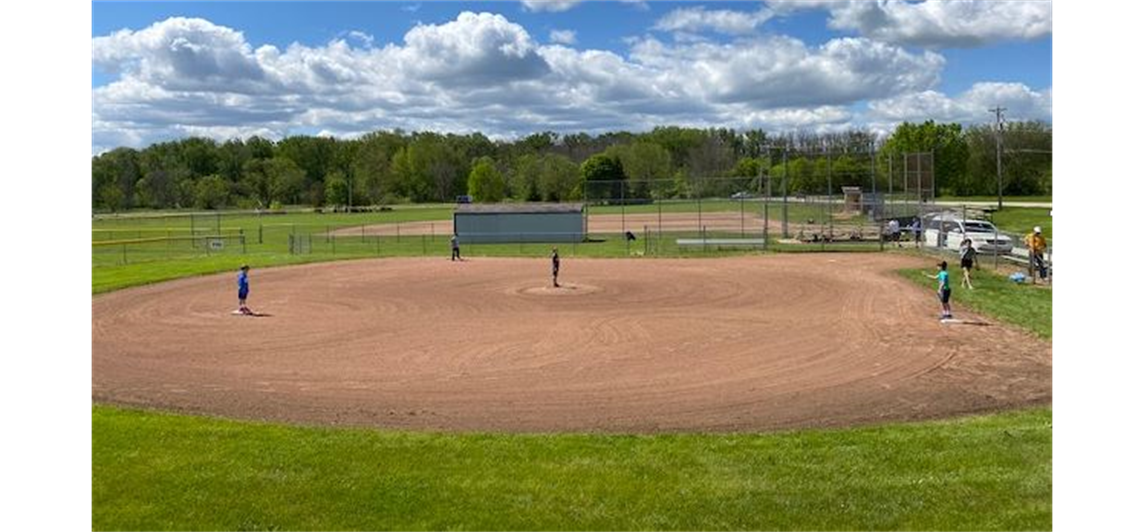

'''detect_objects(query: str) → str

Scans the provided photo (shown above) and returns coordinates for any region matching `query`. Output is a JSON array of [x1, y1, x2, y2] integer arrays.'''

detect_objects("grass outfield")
[[92, 228, 1050, 530], [990, 208, 1053, 240], [94, 407, 1050, 531]]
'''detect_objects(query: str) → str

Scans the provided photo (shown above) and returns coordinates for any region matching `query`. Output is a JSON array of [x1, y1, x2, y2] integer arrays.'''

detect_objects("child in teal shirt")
[[927, 261, 952, 320]]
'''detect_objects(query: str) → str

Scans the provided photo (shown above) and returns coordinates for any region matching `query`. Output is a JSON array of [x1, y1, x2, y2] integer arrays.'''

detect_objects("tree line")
[[92, 121, 1051, 211]]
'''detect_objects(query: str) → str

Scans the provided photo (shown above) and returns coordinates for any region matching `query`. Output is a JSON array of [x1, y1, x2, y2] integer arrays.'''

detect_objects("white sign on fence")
[[209, 238, 224, 251]]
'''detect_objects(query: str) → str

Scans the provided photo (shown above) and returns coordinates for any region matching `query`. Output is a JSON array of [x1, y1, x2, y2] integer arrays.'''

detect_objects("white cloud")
[[549, 29, 577, 45], [768, 0, 1052, 47], [654, 5, 774, 35], [520, 0, 582, 13], [343, 30, 375, 48], [629, 35, 944, 108], [91, 13, 1049, 154], [398, 12, 549, 85], [867, 82, 1052, 126], [92, 17, 271, 94]]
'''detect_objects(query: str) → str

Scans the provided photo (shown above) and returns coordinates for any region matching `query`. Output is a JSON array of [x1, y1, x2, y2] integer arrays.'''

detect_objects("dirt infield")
[[92, 255, 1051, 432]]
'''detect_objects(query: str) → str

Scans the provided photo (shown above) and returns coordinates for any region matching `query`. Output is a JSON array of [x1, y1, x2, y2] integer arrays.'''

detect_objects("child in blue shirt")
[[927, 261, 952, 320], [237, 265, 251, 315]]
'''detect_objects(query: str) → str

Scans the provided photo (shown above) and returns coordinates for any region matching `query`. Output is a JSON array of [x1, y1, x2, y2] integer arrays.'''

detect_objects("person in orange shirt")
[[1023, 226, 1048, 283]]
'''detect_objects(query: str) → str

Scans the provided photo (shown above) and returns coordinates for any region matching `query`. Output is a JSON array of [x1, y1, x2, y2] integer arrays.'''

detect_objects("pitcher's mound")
[[516, 283, 602, 296]]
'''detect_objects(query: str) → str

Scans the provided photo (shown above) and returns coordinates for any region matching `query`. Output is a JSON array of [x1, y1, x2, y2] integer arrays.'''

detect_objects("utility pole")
[[990, 106, 1006, 210]]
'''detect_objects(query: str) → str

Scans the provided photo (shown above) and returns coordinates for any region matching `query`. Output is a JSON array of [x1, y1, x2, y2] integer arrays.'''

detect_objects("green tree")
[[218, 139, 253, 183], [509, 154, 543, 201], [467, 157, 506, 203], [97, 185, 125, 213], [193, 175, 230, 209], [241, 157, 305, 207], [731, 157, 762, 178], [962, 121, 1050, 197], [135, 169, 182, 209], [537, 154, 580, 201], [580, 153, 625, 202], [352, 131, 404, 205], [608, 142, 671, 199], [324, 171, 349, 208], [880, 121, 969, 196], [91, 148, 140, 210]]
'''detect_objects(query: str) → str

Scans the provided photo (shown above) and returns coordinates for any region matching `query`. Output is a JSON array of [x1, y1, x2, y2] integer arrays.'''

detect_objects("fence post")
[[763, 175, 771, 251], [259, 223, 263, 244], [658, 202, 663, 244], [740, 195, 745, 237], [994, 221, 1000, 270], [362, 224, 366, 243], [332, 234, 336, 255], [422, 234, 427, 255], [697, 196, 703, 239], [122, 243, 127, 265], [644, 225, 649, 256], [240, 229, 246, 254]]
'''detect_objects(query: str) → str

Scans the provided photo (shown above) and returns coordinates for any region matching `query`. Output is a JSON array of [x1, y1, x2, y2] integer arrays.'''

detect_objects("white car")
[[923, 216, 1014, 254]]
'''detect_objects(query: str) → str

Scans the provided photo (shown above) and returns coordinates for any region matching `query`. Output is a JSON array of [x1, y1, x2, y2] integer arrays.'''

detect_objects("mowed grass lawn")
[[991, 207, 1053, 240], [93, 218, 1051, 531], [94, 407, 1050, 531]]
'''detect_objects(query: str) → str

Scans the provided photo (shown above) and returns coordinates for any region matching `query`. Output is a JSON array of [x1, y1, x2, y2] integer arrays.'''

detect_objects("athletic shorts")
[[960, 258, 974, 270], [939, 288, 951, 304], [239, 288, 249, 300]]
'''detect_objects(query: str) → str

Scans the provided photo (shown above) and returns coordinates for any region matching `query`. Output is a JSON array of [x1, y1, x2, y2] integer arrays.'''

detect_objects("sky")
[[91, 0, 1052, 153]]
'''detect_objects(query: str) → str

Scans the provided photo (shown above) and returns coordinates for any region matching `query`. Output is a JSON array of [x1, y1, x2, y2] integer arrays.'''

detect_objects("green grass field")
[[92, 209, 1051, 531], [990, 208, 1053, 240], [94, 406, 1050, 531], [902, 264, 1052, 339]]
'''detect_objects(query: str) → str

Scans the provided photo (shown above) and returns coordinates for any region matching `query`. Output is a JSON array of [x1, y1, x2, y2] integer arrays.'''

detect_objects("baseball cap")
[[1034, 226, 1041, 233]]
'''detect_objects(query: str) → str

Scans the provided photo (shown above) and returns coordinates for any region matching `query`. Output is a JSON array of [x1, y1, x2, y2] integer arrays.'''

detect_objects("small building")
[[454, 203, 586, 244], [842, 186, 863, 213]]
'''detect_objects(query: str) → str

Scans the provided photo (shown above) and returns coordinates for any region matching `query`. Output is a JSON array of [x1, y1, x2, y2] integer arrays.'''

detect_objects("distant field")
[[936, 195, 1052, 204]]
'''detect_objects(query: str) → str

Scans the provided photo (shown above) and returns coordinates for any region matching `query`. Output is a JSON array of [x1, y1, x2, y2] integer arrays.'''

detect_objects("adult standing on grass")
[[1024, 226, 1048, 283], [911, 217, 923, 248], [959, 238, 978, 289], [450, 234, 461, 261], [888, 218, 901, 247]]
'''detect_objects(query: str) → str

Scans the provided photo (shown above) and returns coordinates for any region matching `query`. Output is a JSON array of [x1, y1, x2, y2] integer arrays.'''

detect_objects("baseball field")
[[92, 207, 1052, 530]]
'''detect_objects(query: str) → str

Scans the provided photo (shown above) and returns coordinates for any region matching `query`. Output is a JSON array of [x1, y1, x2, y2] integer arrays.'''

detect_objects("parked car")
[[922, 215, 1014, 254], [730, 191, 753, 199], [456, 195, 473, 204]]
